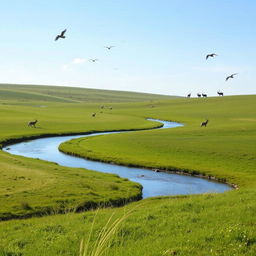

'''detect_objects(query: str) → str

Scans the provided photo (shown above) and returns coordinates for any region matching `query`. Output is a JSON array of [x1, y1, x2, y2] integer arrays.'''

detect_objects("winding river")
[[3, 119, 231, 198]]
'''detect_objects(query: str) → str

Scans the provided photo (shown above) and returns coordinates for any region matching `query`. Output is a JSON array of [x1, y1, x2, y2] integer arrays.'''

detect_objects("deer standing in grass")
[[28, 120, 38, 128], [201, 119, 209, 127], [217, 91, 224, 96]]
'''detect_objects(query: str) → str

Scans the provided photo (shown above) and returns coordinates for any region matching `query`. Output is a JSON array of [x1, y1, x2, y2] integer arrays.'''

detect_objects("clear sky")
[[1, 0, 256, 96]]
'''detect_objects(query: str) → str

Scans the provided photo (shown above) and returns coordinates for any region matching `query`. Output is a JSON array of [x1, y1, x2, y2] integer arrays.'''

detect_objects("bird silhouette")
[[89, 59, 98, 62], [104, 46, 115, 50], [55, 29, 67, 41], [206, 53, 218, 60], [226, 73, 238, 81]]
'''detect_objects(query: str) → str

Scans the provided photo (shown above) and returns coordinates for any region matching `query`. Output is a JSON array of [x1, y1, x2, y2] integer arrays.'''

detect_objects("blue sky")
[[0, 0, 256, 96]]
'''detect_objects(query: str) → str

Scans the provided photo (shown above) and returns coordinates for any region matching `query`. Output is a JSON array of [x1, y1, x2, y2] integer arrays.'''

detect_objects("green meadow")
[[0, 84, 174, 220], [0, 84, 256, 255]]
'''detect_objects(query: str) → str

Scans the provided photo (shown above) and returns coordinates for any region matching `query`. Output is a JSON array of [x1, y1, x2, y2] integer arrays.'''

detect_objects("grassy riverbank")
[[0, 84, 255, 255], [0, 84, 175, 220], [1, 189, 256, 256], [60, 95, 256, 188]]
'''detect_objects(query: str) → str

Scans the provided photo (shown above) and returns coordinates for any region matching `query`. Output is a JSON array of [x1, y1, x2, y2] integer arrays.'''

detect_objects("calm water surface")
[[3, 119, 231, 198]]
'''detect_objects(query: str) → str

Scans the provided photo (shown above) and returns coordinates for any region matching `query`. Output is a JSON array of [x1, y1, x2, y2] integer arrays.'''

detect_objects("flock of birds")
[[28, 30, 239, 129], [187, 53, 238, 98], [206, 54, 237, 81], [55, 29, 115, 63], [206, 53, 238, 81], [55, 29, 237, 98], [28, 29, 116, 128]]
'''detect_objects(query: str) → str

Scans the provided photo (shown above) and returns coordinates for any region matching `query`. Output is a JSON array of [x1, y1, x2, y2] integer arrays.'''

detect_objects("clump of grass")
[[80, 206, 136, 256], [109, 184, 119, 191], [0, 248, 22, 256], [20, 201, 32, 210]]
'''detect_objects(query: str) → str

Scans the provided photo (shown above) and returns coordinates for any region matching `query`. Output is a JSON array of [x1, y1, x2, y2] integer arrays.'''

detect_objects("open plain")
[[0, 84, 255, 255]]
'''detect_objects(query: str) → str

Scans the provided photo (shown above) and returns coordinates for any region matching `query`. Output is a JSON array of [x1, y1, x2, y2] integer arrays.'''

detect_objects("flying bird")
[[89, 59, 98, 62], [55, 29, 67, 41], [206, 53, 218, 60], [226, 73, 238, 81], [104, 46, 115, 50]]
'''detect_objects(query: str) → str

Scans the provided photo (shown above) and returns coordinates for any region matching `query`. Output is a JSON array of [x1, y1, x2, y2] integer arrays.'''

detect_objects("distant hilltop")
[[0, 83, 179, 103]]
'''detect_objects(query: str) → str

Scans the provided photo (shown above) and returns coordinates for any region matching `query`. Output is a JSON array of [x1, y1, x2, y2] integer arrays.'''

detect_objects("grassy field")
[[0, 85, 256, 255], [0, 83, 177, 103], [0, 84, 177, 220], [60, 95, 256, 188]]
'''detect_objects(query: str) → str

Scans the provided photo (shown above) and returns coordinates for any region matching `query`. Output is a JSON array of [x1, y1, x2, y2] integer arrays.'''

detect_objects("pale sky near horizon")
[[1, 0, 256, 96]]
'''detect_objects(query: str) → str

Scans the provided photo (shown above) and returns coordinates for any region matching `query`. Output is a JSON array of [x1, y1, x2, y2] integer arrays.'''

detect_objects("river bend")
[[3, 119, 231, 198]]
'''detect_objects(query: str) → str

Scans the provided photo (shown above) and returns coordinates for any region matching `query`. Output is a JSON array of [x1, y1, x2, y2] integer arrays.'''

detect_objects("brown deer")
[[92, 113, 96, 117], [202, 93, 207, 98], [187, 93, 191, 98], [197, 93, 201, 98], [28, 120, 38, 128], [201, 119, 209, 127], [217, 91, 224, 96]]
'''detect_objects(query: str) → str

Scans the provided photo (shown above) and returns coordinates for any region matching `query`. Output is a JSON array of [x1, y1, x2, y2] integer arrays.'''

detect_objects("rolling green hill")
[[0, 83, 178, 103], [0, 85, 255, 256]]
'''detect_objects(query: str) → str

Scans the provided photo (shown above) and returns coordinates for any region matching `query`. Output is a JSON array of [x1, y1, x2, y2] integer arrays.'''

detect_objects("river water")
[[3, 119, 231, 198]]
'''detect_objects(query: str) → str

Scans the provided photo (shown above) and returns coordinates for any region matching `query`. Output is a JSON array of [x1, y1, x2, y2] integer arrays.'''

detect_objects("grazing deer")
[[92, 113, 96, 117], [202, 93, 207, 98], [28, 120, 38, 128], [187, 93, 191, 98], [197, 93, 201, 98], [217, 91, 224, 96], [201, 119, 209, 127]]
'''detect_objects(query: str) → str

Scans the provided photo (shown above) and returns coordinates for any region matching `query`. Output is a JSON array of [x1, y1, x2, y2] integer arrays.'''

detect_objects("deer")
[[187, 93, 191, 98], [197, 93, 201, 98], [92, 113, 96, 117], [217, 91, 224, 96], [28, 120, 38, 128], [201, 119, 209, 127], [202, 93, 207, 98]]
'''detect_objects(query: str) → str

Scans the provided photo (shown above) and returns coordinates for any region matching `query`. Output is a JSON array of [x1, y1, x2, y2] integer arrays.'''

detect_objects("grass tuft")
[[80, 206, 137, 256]]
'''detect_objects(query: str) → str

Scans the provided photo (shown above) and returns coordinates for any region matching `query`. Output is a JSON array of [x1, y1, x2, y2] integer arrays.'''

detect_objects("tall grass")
[[80, 206, 137, 256]]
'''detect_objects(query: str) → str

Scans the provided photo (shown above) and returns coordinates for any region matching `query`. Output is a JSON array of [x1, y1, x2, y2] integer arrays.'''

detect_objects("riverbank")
[[5, 119, 230, 201], [59, 137, 236, 190], [0, 107, 162, 220]]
